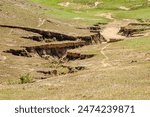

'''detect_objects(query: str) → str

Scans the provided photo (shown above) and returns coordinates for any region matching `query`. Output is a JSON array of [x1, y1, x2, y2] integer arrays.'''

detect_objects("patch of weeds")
[[7, 79, 18, 85], [19, 73, 34, 84]]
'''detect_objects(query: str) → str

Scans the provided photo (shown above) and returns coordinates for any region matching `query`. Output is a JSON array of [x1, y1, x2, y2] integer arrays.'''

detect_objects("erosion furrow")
[[0, 24, 106, 44]]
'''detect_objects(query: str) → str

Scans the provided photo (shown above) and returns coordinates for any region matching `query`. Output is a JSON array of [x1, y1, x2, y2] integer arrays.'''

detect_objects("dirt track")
[[100, 43, 111, 67], [101, 20, 132, 41]]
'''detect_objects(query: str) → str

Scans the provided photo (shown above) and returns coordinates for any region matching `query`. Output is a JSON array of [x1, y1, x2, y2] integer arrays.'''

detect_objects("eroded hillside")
[[0, 0, 150, 99]]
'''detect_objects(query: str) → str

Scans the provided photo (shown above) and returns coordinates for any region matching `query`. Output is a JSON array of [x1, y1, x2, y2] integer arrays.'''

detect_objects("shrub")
[[20, 73, 33, 84]]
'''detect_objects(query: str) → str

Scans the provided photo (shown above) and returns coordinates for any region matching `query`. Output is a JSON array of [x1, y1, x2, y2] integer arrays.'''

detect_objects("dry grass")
[[0, 0, 150, 100], [0, 37, 150, 99]]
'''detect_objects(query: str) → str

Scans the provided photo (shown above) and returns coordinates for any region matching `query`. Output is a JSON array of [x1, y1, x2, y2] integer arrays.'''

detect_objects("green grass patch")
[[116, 37, 150, 51], [32, 0, 149, 10], [20, 73, 33, 84], [113, 8, 150, 20], [30, 0, 109, 24], [31, 0, 60, 6], [30, 0, 150, 23]]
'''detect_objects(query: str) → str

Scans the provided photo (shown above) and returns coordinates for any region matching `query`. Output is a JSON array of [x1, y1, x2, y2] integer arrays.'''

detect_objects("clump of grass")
[[19, 73, 33, 84], [7, 79, 18, 85]]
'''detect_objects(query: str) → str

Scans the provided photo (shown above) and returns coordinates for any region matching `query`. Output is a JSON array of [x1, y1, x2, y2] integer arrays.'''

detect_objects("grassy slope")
[[118, 37, 150, 51], [30, 0, 110, 24], [31, 0, 150, 22]]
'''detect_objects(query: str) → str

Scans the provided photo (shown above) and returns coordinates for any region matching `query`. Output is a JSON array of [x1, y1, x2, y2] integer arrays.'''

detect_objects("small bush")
[[20, 73, 33, 84]]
